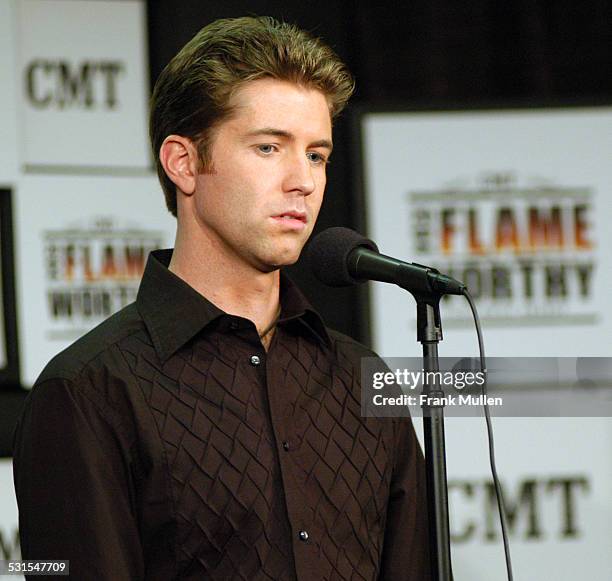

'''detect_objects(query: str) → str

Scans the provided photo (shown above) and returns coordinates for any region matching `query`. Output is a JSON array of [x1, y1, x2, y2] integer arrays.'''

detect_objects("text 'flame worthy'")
[[408, 174, 597, 323], [43, 221, 163, 324]]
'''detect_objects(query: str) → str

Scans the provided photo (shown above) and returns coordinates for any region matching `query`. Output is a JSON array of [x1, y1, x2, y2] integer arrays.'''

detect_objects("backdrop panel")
[[16, 0, 150, 170], [14, 174, 176, 386], [410, 416, 612, 581], [362, 107, 612, 358], [0, 0, 18, 182], [361, 107, 612, 580]]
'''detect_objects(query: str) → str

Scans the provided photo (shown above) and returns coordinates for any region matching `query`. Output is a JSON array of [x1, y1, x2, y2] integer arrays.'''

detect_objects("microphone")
[[307, 227, 465, 296]]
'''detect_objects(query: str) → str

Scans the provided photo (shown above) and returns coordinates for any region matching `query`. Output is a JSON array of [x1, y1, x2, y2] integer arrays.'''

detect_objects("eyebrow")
[[244, 127, 333, 152]]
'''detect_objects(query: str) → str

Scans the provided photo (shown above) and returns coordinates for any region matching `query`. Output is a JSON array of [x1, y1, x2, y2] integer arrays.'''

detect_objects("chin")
[[254, 236, 308, 270], [263, 248, 302, 269], [268, 255, 300, 269]]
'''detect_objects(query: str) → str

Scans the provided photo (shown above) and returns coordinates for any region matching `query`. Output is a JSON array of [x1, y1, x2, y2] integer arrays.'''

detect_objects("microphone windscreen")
[[306, 227, 379, 286]]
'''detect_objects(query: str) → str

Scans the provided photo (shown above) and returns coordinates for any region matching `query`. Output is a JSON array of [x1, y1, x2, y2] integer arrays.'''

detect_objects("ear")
[[159, 135, 199, 196]]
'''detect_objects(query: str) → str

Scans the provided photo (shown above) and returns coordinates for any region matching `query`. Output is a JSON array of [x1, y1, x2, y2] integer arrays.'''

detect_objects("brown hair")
[[149, 16, 355, 216]]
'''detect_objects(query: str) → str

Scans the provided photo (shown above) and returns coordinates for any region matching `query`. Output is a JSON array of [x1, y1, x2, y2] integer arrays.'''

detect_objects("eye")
[[306, 151, 329, 165], [257, 144, 277, 155]]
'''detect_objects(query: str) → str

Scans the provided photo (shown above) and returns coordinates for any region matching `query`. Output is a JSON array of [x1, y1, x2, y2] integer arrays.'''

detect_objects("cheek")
[[200, 177, 271, 232], [193, 176, 234, 232]]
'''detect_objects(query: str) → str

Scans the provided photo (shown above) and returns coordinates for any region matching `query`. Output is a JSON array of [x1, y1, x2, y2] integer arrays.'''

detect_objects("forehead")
[[225, 78, 332, 137]]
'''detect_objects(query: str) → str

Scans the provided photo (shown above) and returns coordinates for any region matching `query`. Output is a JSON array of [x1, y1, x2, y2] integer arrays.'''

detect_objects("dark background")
[[2, 0, 611, 455]]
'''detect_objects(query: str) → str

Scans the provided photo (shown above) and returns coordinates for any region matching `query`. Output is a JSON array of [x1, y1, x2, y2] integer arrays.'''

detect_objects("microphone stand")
[[416, 295, 452, 581], [344, 244, 455, 580]]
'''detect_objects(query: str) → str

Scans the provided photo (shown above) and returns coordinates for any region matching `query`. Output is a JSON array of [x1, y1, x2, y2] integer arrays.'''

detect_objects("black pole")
[[416, 299, 452, 581]]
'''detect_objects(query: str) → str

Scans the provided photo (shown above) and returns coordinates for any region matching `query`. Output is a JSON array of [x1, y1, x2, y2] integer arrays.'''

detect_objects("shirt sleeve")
[[379, 417, 432, 580], [12, 377, 145, 581]]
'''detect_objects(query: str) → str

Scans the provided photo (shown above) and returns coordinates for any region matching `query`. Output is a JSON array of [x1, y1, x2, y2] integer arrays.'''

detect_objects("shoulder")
[[15, 303, 153, 456], [36, 302, 146, 386], [18, 303, 150, 441]]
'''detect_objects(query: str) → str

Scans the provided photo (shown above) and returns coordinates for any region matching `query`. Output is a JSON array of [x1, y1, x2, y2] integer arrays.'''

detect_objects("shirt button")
[[230, 321, 239, 330], [250, 355, 261, 366], [298, 530, 309, 542], [282, 441, 290, 451]]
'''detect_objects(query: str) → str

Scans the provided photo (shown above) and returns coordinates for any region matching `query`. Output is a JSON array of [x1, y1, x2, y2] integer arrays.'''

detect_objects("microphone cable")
[[463, 289, 514, 581]]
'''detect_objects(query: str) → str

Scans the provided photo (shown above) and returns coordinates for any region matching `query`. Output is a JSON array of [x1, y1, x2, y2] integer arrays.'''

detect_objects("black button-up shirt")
[[13, 249, 430, 580]]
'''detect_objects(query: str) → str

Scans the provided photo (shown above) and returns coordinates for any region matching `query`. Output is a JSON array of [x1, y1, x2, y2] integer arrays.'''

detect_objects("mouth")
[[271, 211, 307, 230]]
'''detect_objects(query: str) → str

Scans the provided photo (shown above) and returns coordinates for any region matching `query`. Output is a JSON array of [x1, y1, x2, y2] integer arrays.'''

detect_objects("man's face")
[[191, 77, 332, 272]]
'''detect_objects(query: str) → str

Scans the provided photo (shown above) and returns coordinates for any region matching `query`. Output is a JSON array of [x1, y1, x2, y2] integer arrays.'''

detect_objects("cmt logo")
[[450, 475, 590, 543], [25, 60, 125, 109]]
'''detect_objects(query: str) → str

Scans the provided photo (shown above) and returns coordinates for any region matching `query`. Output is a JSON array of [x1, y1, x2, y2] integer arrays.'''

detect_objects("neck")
[[168, 224, 281, 343]]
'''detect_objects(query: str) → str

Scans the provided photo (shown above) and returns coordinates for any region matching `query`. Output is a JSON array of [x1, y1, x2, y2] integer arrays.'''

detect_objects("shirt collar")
[[136, 249, 331, 362], [277, 270, 332, 351]]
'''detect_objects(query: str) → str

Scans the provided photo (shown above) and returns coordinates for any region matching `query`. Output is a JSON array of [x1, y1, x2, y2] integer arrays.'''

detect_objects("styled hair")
[[149, 16, 355, 216]]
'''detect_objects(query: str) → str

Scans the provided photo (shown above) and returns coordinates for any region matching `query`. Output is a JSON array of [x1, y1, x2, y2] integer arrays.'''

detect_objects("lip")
[[271, 211, 307, 230], [273, 211, 307, 222]]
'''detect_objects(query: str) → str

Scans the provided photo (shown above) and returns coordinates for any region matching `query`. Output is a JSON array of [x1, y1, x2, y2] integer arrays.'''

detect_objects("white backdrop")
[[14, 174, 176, 386], [0, 0, 18, 182], [362, 108, 612, 580], [16, 0, 151, 169], [362, 108, 612, 358]]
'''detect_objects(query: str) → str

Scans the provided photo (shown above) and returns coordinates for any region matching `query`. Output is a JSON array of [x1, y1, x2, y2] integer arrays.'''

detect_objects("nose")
[[283, 153, 316, 196]]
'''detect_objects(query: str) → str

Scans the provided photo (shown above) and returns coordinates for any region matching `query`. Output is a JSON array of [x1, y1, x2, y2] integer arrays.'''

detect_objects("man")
[[13, 16, 430, 580]]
